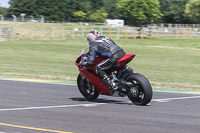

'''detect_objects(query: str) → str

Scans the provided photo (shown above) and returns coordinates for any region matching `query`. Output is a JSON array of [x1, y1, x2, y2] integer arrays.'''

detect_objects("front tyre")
[[126, 73, 152, 105], [77, 74, 99, 101]]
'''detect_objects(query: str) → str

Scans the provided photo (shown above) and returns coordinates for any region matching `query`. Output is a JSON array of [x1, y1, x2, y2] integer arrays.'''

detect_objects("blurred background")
[[1, 0, 200, 24]]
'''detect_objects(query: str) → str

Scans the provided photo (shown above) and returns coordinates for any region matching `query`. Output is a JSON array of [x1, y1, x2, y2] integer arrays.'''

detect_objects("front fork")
[[79, 72, 86, 86]]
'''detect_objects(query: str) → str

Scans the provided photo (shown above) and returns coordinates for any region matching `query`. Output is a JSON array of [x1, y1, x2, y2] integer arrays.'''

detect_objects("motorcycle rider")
[[80, 30, 126, 94]]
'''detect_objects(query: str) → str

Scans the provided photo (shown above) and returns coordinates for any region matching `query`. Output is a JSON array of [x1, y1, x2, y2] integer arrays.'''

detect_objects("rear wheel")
[[77, 74, 99, 100], [126, 73, 152, 105]]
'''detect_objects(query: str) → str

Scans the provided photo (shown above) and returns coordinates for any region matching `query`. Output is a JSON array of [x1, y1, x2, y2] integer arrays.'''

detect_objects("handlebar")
[[75, 53, 88, 67]]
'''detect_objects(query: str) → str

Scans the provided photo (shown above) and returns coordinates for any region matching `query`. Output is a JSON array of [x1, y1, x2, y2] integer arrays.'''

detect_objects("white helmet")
[[87, 30, 101, 43]]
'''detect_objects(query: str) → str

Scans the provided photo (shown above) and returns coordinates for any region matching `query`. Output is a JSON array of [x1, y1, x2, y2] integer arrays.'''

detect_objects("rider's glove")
[[79, 62, 86, 68]]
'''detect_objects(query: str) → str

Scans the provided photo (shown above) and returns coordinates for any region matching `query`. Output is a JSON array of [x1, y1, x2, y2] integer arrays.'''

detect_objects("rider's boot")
[[102, 75, 114, 95]]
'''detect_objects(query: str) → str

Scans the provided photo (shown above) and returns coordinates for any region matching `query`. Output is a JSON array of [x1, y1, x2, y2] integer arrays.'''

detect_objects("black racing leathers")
[[82, 36, 125, 68], [82, 36, 126, 91]]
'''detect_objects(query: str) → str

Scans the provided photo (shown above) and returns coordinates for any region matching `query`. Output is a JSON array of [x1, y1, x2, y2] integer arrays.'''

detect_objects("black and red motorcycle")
[[75, 48, 152, 105]]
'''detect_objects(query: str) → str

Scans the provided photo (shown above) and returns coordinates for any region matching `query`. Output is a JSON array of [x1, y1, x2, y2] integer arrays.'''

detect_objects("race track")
[[0, 79, 200, 133]]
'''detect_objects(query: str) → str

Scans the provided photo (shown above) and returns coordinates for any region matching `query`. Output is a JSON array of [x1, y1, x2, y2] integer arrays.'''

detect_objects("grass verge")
[[0, 39, 199, 89]]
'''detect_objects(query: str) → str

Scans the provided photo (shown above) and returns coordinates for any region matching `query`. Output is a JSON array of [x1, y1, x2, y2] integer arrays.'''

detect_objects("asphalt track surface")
[[0, 79, 200, 133]]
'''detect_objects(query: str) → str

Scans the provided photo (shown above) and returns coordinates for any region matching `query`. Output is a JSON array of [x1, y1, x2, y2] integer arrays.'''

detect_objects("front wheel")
[[126, 73, 153, 105], [77, 74, 99, 101]]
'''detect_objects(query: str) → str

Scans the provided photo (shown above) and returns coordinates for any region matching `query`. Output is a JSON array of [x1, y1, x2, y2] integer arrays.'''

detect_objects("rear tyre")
[[126, 73, 152, 105], [77, 74, 99, 100]]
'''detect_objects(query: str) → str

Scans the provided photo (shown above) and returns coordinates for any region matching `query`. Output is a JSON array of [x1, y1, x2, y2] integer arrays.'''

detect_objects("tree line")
[[0, 0, 199, 26]]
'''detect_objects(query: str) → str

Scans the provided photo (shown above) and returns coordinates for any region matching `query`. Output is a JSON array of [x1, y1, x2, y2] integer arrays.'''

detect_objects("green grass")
[[0, 39, 200, 89]]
